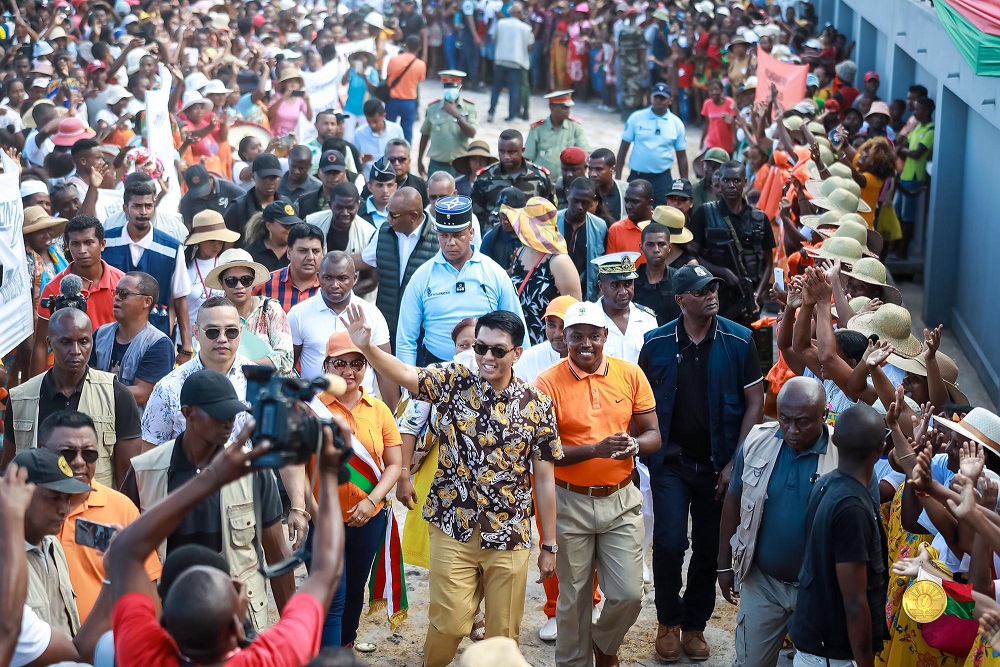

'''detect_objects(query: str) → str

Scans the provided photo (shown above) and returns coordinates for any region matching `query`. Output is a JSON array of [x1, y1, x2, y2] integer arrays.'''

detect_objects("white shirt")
[[23, 130, 54, 168], [514, 340, 561, 385], [288, 292, 390, 391], [103, 210, 188, 244], [124, 228, 192, 298], [361, 220, 427, 281], [602, 300, 658, 364], [13, 605, 50, 667], [186, 257, 225, 330]]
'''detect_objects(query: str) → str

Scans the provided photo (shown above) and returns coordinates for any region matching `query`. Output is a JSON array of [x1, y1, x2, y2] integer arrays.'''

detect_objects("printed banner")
[[0, 150, 32, 357], [754, 49, 809, 109], [147, 65, 181, 213]]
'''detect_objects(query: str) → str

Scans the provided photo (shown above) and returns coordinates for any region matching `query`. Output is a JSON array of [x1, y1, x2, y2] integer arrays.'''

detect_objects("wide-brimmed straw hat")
[[651, 206, 693, 244], [805, 236, 865, 266], [840, 257, 901, 304], [278, 66, 305, 84], [888, 352, 968, 405], [817, 220, 883, 257], [184, 210, 241, 246], [800, 209, 843, 229], [934, 408, 1000, 457], [805, 176, 861, 200], [22, 206, 67, 235], [453, 140, 498, 174], [847, 303, 923, 358], [204, 248, 271, 289], [228, 122, 272, 152], [832, 296, 874, 320], [810, 187, 872, 214]]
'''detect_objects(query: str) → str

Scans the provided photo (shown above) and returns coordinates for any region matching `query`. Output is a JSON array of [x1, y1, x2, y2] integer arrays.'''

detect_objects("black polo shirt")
[[179, 178, 246, 228], [397, 11, 426, 41], [3, 369, 142, 444], [246, 238, 289, 273], [120, 431, 283, 556], [634, 264, 680, 326], [668, 315, 716, 462]]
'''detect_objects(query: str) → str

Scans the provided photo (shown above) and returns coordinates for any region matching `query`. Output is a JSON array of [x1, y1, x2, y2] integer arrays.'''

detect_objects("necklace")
[[194, 256, 219, 300]]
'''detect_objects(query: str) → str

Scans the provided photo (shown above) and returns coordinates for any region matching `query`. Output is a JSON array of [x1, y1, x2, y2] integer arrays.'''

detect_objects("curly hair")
[[857, 137, 895, 181]]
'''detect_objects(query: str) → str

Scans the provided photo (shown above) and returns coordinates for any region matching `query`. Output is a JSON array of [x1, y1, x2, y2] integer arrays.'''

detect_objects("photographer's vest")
[[131, 440, 271, 631], [93, 322, 169, 387], [375, 214, 439, 341], [702, 200, 770, 286], [26, 536, 80, 637], [101, 226, 181, 336], [730, 422, 838, 585], [10, 370, 117, 487]]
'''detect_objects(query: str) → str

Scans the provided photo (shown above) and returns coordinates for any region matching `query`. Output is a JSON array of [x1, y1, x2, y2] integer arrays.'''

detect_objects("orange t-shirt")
[[385, 53, 427, 100], [604, 218, 646, 266], [58, 482, 162, 621], [535, 356, 656, 487], [310, 390, 402, 522]]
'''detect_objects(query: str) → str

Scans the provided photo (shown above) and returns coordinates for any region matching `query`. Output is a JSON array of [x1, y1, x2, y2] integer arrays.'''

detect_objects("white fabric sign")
[[0, 150, 32, 356], [146, 66, 181, 212]]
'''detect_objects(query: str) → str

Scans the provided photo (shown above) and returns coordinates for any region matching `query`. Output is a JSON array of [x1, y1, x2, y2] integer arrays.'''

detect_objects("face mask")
[[443, 87, 460, 102]]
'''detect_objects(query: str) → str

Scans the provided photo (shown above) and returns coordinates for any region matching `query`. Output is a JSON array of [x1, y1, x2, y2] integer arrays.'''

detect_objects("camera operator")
[[121, 369, 295, 631], [107, 409, 349, 666]]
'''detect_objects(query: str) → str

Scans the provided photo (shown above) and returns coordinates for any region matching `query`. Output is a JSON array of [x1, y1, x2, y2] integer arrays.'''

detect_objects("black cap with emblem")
[[13, 448, 93, 494], [319, 149, 346, 173], [434, 195, 473, 232], [184, 164, 212, 198], [370, 156, 396, 183], [263, 201, 303, 225]]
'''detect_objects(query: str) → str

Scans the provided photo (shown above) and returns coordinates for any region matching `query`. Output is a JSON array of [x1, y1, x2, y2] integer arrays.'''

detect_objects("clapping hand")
[[923, 325, 942, 362], [946, 474, 979, 522]]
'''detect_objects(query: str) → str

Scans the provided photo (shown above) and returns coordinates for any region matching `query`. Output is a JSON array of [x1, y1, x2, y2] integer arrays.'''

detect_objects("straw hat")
[[800, 209, 842, 229], [935, 408, 1000, 457], [22, 206, 67, 235], [817, 220, 883, 257], [459, 637, 531, 667], [228, 122, 272, 152], [363, 12, 385, 30], [888, 352, 968, 405], [810, 188, 872, 214], [827, 162, 853, 180], [805, 236, 865, 266], [805, 176, 861, 200], [453, 140, 498, 174], [184, 210, 241, 246], [651, 206, 693, 244], [278, 66, 305, 84], [21, 98, 63, 129], [847, 303, 923, 358], [832, 296, 874, 320], [841, 257, 902, 305], [204, 248, 271, 290]]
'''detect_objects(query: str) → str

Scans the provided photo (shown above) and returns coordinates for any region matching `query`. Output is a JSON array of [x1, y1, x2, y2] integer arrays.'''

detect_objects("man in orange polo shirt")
[[535, 300, 660, 667], [40, 409, 160, 621], [384, 35, 427, 143], [604, 180, 655, 264]]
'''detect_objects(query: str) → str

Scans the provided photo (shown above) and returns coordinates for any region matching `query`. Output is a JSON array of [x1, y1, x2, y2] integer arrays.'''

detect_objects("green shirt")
[[523, 116, 590, 175], [420, 98, 478, 163], [900, 121, 934, 182]]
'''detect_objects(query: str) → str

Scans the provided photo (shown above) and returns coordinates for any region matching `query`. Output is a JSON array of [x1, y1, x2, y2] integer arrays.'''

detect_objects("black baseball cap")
[[651, 82, 673, 98], [13, 448, 93, 494], [666, 178, 693, 199], [252, 153, 283, 178], [370, 156, 396, 183], [319, 149, 346, 173], [184, 164, 212, 198], [179, 369, 249, 420], [673, 264, 723, 294], [263, 201, 303, 225]]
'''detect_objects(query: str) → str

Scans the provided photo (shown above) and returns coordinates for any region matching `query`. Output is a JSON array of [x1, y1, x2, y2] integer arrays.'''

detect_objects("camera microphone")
[[318, 374, 348, 398], [41, 274, 88, 314], [61, 274, 83, 299]]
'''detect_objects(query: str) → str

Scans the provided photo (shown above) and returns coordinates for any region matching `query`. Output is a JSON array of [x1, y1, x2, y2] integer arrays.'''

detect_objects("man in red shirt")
[[105, 416, 349, 667], [605, 180, 654, 263], [32, 215, 124, 377]]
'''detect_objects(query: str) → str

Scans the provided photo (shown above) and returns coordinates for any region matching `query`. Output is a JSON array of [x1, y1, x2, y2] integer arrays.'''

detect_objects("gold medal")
[[902, 579, 947, 623]]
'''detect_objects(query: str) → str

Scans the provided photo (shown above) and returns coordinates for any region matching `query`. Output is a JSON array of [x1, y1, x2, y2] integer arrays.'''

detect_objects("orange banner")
[[754, 50, 809, 108]]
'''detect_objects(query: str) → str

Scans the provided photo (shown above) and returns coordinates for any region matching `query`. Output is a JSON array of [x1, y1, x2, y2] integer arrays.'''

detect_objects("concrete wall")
[[818, 0, 1000, 405]]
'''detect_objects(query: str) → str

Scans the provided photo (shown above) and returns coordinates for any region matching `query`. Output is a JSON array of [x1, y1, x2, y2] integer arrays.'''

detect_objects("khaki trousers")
[[555, 483, 645, 667], [423, 524, 531, 667], [734, 565, 799, 667]]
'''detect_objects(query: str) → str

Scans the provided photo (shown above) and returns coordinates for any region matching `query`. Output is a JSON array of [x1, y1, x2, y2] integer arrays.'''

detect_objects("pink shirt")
[[701, 96, 736, 152], [271, 96, 307, 136]]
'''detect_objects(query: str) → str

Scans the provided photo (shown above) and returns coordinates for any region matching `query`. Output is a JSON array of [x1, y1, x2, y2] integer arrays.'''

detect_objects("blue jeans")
[[318, 508, 388, 647], [459, 31, 480, 88], [444, 34, 457, 70], [677, 88, 691, 123], [385, 98, 417, 143], [489, 64, 522, 120], [650, 457, 723, 631], [530, 43, 548, 90]]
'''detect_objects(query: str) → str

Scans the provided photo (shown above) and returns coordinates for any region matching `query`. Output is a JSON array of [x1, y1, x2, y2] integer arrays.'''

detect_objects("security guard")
[[417, 70, 478, 179], [592, 251, 659, 364], [470, 129, 554, 228], [616, 83, 689, 206], [524, 90, 590, 176]]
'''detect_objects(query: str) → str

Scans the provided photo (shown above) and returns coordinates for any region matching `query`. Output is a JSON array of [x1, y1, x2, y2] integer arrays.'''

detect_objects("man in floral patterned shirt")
[[345, 305, 561, 667]]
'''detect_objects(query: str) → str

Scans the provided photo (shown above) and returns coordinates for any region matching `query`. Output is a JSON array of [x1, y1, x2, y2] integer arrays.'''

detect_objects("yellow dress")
[[964, 633, 1000, 667]]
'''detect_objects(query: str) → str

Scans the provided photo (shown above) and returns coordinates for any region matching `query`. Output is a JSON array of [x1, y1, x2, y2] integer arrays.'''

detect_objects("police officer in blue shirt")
[[396, 195, 528, 365], [616, 83, 689, 206]]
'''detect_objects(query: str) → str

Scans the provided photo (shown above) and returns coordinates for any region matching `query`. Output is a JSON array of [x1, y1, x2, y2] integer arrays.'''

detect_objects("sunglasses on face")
[[203, 326, 240, 340], [473, 342, 513, 358], [687, 283, 720, 298], [60, 448, 100, 464], [324, 358, 368, 371], [386, 156, 408, 163], [223, 275, 255, 288], [114, 288, 143, 300]]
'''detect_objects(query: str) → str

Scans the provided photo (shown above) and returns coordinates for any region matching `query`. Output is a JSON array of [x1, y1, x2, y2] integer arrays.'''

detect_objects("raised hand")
[[923, 325, 942, 361], [980, 475, 998, 511], [865, 340, 894, 369], [909, 447, 933, 494], [786, 279, 804, 310], [945, 474, 978, 522], [885, 385, 905, 429], [981, 609, 1000, 651], [344, 303, 373, 349], [0, 463, 36, 522], [857, 298, 882, 315], [959, 441, 986, 483]]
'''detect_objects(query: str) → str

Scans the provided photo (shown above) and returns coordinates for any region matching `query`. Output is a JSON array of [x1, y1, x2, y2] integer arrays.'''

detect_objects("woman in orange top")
[[313, 331, 402, 649], [842, 136, 896, 228]]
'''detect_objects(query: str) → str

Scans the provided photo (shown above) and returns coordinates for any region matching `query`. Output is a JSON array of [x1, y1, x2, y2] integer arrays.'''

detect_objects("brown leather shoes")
[[593, 641, 620, 667], [681, 630, 711, 661], [655, 624, 681, 661]]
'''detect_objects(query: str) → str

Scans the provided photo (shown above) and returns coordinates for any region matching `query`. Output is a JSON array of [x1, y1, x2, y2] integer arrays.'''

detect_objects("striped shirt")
[[253, 267, 321, 313]]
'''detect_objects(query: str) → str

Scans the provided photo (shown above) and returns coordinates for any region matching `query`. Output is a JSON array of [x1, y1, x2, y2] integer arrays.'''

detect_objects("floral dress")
[[509, 250, 558, 346]]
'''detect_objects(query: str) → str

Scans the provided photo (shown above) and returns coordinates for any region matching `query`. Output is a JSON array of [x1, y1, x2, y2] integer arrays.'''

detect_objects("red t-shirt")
[[112, 592, 324, 667], [677, 61, 693, 88], [701, 96, 737, 152]]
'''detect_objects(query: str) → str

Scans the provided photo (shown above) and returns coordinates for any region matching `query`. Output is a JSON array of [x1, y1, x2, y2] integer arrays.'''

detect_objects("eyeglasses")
[[222, 275, 255, 288], [324, 358, 368, 371], [472, 342, 513, 358], [59, 448, 100, 464], [114, 288, 144, 300], [687, 283, 720, 298], [386, 156, 408, 163], [202, 326, 241, 340]]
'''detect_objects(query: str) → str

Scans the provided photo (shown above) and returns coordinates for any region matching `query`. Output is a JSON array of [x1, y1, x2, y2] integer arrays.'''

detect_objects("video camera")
[[243, 365, 352, 472], [41, 274, 88, 315]]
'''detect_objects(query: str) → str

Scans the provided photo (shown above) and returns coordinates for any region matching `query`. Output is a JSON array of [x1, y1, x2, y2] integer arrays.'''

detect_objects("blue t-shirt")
[[345, 68, 381, 117]]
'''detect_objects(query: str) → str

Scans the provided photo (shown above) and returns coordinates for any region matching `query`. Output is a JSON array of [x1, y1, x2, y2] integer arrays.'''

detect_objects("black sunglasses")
[[473, 342, 513, 358], [60, 448, 100, 464], [688, 283, 720, 298], [203, 326, 241, 340], [114, 288, 144, 300], [223, 275, 255, 288], [325, 358, 368, 371]]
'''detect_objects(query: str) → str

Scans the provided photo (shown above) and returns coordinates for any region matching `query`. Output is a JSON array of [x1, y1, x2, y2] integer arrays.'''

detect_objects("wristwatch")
[[540, 543, 559, 554]]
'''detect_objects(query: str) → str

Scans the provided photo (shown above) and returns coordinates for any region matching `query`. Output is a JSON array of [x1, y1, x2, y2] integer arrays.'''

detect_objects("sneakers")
[[539, 617, 557, 641], [681, 630, 711, 661], [643, 561, 653, 585], [655, 625, 681, 662]]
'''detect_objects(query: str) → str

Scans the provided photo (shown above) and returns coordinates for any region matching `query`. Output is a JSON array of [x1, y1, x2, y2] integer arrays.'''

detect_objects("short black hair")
[[834, 329, 868, 363], [498, 129, 523, 144], [288, 222, 324, 249], [125, 271, 160, 300], [589, 148, 615, 167], [405, 35, 421, 52], [331, 182, 359, 201], [641, 221, 671, 242], [363, 99, 385, 117], [123, 178, 157, 205], [626, 178, 653, 199], [915, 97, 936, 115], [843, 107, 863, 120], [71, 138, 99, 157], [832, 403, 885, 462], [288, 144, 312, 162], [307, 648, 365, 667], [475, 310, 525, 347], [909, 84, 929, 98], [568, 176, 596, 197], [64, 214, 104, 243], [197, 296, 238, 323], [316, 108, 339, 122], [38, 410, 97, 447], [719, 160, 746, 177]]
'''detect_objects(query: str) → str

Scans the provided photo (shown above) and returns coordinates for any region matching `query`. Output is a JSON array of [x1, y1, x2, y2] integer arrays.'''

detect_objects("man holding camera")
[[122, 369, 294, 631]]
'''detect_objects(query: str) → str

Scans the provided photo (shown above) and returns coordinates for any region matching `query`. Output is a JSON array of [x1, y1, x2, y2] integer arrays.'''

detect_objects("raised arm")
[[345, 304, 420, 394]]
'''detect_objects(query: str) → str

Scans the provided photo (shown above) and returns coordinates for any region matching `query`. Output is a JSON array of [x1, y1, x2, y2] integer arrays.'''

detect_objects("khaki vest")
[[26, 536, 80, 637], [131, 440, 271, 631], [10, 370, 117, 487], [731, 422, 838, 584]]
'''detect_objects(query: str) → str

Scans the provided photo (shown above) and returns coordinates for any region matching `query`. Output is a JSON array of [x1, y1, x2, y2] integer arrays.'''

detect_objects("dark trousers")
[[314, 508, 388, 647], [628, 169, 673, 207], [650, 457, 723, 631], [459, 32, 480, 88], [385, 98, 418, 143], [489, 64, 522, 120]]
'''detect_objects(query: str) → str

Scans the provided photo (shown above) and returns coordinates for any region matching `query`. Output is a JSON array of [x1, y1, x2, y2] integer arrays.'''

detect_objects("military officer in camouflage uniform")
[[470, 128, 554, 227], [524, 90, 590, 176], [417, 70, 479, 179]]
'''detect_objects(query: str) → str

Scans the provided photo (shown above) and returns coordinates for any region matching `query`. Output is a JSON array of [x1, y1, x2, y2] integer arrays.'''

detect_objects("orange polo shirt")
[[58, 481, 162, 621], [604, 218, 646, 266], [385, 52, 427, 100], [37, 260, 124, 329], [310, 390, 402, 522], [535, 356, 655, 487]]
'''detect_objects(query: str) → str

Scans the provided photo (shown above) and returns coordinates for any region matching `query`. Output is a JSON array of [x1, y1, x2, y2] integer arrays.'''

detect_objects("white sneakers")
[[643, 561, 653, 585], [539, 617, 558, 641]]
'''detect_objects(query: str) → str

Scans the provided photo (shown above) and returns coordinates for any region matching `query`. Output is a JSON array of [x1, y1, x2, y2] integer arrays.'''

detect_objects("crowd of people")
[[1, 0, 994, 666]]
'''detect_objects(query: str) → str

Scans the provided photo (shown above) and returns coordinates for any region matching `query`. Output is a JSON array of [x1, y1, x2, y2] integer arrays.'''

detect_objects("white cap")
[[202, 79, 234, 95], [562, 301, 608, 330], [106, 86, 133, 106], [20, 180, 49, 198]]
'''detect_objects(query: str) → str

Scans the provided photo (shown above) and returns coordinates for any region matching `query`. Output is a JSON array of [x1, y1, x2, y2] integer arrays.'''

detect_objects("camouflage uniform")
[[470, 160, 554, 226], [617, 24, 647, 115]]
